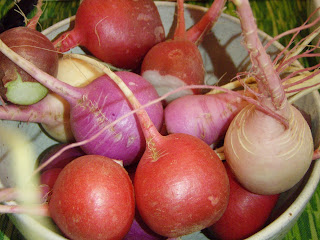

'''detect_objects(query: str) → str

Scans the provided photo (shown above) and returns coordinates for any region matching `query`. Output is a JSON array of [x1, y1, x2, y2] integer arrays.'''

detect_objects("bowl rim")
[[3, 1, 320, 240]]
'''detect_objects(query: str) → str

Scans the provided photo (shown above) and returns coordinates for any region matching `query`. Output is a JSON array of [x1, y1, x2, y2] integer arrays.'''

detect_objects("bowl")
[[1, 1, 320, 240]]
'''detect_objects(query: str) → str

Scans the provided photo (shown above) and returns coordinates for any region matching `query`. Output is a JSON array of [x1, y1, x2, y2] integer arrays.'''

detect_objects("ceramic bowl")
[[0, 2, 320, 240]]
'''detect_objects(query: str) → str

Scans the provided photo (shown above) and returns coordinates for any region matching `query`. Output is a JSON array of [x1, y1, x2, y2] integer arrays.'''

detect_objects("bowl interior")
[[1, 2, 320, 240]]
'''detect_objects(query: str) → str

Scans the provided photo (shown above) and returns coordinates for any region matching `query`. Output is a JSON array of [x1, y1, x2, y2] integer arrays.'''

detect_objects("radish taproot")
[[140, 0, 226, 103], [53, 0, 165, 70], [0, 42, 164, 166], [224, 0, 314, 195], [48, 155, 135, 240]]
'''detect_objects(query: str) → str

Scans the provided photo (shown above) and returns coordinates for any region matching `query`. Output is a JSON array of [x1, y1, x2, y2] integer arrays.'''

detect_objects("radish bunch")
[[0, 1, 319, 240]]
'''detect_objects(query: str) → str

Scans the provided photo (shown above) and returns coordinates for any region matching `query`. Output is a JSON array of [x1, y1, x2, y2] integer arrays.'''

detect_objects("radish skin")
[[164, 92, 249, 146], [224, 0, 314, 195]]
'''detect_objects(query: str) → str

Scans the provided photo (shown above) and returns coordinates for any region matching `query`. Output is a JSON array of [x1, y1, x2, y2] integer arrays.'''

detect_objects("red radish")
[[0, 42, 164, 166], [0, 12, 58, 105], [53, 0, 165, 70], [224, 0, 314, 195], [209, 162, 279, 240], [164, 92, 249, 147], [0, 93, 72, 142], [140, 0, 226, 103], [49, 155, 135, 240]]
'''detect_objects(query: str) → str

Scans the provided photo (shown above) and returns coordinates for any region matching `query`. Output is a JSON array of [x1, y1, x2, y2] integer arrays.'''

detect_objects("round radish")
[[164, 93, 248, 146], [0, 27, 58, 105], [224, 0, 314, 195], [49, 155, 135, 240]]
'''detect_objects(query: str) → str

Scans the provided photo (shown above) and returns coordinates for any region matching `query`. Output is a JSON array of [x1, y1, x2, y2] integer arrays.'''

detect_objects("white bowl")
[[1, 2, 320, 240]]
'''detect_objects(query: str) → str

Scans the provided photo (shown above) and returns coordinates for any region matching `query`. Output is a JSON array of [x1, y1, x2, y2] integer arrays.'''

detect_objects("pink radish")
[[48, 155, 135, 240], [0, 42, 164, 166], [164, 92, 249, 147], [140, 0, 226, 103], [223, 0, 314, 195], [53, 0, 165, 70]]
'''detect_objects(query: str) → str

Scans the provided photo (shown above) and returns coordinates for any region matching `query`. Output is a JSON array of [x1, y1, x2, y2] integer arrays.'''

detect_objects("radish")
[[48, 155, 135, 240], [0, 1, 58, 105], [0, 42, 164, 166], [223, 0, 314, 195], [53, 0, 165, 70], [140, 0, 226, 103], [164, 92, 249, 147], [209, 162, 279, 240]]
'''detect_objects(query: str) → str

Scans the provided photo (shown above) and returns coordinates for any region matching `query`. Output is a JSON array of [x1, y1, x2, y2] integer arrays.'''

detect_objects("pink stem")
[[0, 204, 49, 216], [0, 188, 18, 202], [173, 0, 187, 39], [231, 0, 287, 111], [0, 100, 62, 126], [186, 0, 227, 44]]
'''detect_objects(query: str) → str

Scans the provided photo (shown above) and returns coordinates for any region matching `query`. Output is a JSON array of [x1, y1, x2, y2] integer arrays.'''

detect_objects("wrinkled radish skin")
[[142, 70, 193, 102], [224, 104, 313, 195]]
